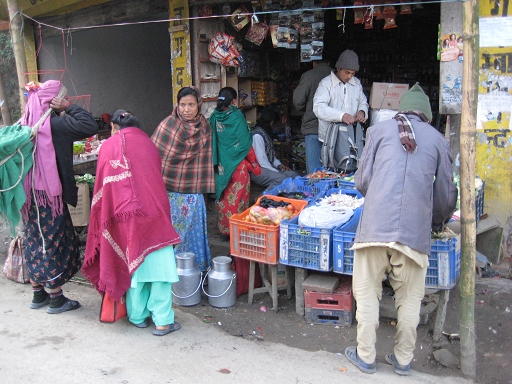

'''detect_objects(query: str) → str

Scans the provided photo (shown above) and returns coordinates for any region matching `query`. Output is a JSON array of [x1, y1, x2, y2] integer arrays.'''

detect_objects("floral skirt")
[[168, 192, 211, 271], [216, 162, 251, 235], [23, 200, 81, 289]]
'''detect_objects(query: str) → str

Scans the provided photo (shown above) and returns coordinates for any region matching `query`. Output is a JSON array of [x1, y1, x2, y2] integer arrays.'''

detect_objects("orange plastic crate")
[[229, 195, 308, 265]]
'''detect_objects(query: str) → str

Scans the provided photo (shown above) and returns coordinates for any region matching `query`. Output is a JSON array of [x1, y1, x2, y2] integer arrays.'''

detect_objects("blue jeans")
[[305, 134, 323, 174]]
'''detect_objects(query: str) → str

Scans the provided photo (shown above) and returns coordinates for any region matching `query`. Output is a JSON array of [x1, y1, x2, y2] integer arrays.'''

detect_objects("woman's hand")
[[50, 97, 71, 112]]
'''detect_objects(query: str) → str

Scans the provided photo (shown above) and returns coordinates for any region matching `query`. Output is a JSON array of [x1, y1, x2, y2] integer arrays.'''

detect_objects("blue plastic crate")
[[315, 187, 364, 204], [263, 177, 332, 202], [333, 230, 460, 290], [279, 216, 333, 271], [426, 237, 460, 289]]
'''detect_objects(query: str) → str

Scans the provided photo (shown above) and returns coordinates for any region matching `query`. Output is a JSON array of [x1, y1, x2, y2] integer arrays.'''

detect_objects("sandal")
[[345, 346, 376, 374], [385, 353, 411, 376], [134, 318, 150, 328], [152, 321, 181, 336], [47, 299, 81, 314]]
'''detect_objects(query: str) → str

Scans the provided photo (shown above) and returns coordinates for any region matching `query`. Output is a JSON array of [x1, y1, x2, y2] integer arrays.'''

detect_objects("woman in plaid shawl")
[[151, 86, 215, 271]]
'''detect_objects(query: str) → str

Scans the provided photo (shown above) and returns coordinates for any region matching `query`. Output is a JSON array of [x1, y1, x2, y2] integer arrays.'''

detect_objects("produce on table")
[[245, 199, 299, 225]]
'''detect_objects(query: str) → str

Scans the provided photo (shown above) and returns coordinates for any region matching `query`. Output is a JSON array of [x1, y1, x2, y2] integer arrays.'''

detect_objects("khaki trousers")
[[352, 246, 427, 366]]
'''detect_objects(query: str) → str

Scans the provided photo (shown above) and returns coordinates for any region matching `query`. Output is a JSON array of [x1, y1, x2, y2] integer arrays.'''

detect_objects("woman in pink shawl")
[[83, 110, 181, 336], [22, 80, 98, 314]]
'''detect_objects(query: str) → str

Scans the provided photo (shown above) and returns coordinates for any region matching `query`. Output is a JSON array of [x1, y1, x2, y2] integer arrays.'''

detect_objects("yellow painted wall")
[[169, 0, 192, 107], [476, 1, 512, 227]]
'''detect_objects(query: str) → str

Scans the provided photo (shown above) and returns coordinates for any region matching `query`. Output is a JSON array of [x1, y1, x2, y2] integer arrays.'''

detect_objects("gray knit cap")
[[335, 49, 360, 71]]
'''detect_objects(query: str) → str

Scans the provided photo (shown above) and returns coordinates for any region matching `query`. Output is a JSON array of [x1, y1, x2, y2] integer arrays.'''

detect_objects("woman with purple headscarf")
[[22, 80, 98, 314]]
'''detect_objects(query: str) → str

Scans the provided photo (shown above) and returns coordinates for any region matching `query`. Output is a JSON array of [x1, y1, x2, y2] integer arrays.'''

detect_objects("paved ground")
[[0, 273, 469, 384]]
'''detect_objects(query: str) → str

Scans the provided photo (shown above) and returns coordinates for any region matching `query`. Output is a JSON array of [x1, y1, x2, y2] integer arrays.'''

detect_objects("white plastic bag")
[[298, 205, 353, 229]]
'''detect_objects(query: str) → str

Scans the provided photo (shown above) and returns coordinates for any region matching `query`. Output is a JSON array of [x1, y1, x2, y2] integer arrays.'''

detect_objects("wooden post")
[[6, 0, 28, 113], [0, 69, 12, 125], [459, 0, 478, 378]]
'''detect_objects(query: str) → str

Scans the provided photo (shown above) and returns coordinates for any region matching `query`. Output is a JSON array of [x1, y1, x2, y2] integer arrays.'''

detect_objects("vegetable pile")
[[245, 198, 299, 225]]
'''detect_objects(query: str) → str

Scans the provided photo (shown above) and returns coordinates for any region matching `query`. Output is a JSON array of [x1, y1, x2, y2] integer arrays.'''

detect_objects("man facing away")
[[313, 49, 368, 173], [344, 83, 458, 376], [292, 58, 332, 174]]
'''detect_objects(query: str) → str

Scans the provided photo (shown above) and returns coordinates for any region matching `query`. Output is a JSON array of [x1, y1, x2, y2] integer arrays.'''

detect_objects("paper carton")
[[67, 183, 90, 227], [369, 82, 409, 110]]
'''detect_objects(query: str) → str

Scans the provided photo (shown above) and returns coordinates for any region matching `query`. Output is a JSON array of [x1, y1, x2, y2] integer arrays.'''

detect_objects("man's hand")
[[341, 113, 355, 125], [354, 111, 367, 123], [277, 164, 291, 171], [50, 97, 71, 112]]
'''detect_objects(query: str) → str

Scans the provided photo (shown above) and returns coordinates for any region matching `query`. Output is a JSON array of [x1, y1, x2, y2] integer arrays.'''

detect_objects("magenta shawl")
[[22, 80, 63, 217], [83, 128, 181, 301]]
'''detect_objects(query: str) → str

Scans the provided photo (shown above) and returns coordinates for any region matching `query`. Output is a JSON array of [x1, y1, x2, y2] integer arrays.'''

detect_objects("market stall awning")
[[0, 0, 113, 21]]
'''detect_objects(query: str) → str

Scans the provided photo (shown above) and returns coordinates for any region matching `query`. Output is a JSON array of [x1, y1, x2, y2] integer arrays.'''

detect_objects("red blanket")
[[83, 128, 180, 301]]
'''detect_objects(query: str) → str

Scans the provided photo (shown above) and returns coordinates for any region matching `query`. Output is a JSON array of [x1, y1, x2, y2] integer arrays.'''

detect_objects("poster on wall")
[[440, 33, 463, 62], [476, 94, 512, 131]]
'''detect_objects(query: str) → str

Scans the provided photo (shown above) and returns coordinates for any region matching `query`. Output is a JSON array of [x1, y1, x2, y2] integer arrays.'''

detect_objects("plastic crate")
[[279, 216, 333, 271], [426, 237, 460, 289], [304, 277, 354, 312], [333, 231, 460, 290], [279, 190, 363, 272], [229, 195, 308, 265], [304, 307, 354, 326], [263, 177, 332, 202]]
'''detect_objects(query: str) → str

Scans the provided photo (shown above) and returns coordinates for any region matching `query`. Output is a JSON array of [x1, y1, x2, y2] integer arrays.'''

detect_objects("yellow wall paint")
[[477, 1, 512, 226], [169, 0, 192, 106]]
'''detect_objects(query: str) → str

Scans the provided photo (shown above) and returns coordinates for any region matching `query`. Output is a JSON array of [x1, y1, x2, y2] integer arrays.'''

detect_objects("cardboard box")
[[67, 183, 90, 227], [369, 82, 409, 110]]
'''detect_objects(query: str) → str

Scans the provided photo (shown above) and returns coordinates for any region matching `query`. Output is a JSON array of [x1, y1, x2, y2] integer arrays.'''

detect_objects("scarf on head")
[[151, 86, 215, 194], [252, 126, 275, 164], [394, 111, 429, 153], [209, 105, 253, 200], [21, 80, 63, 218], [83, 128, 181, 301]]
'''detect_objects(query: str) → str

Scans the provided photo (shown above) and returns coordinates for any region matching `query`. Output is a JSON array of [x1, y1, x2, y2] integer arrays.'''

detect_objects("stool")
[[248, 261, 292, 311]]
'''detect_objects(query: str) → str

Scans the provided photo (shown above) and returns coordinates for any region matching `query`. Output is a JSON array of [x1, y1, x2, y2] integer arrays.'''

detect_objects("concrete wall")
[[36, 21, 173, 135]]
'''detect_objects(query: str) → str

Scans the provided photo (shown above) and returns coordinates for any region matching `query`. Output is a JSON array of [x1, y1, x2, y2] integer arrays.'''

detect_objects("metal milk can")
[[172, 252, 202, 306], [203, 256, 237, 308]]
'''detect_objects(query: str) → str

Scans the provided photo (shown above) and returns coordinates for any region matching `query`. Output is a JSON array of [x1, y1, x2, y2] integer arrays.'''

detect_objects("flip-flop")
[[152, 322, 181, 336], [47, 299, 81, 314], [30, 295, 51, 309], [134, 319, 149, 328], [385, 353, 411, 376], [344, 346, 376, 374]]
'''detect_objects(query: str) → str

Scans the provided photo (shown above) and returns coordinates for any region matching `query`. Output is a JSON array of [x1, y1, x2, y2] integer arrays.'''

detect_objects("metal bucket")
[[202, 256, 237, 308], [172, 252, 202, 306]]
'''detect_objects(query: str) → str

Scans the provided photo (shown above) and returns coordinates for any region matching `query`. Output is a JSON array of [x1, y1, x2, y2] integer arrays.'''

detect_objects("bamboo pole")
[[6, 0, 28, 113], [459, 0, 478, 378], [0, 69, 12, 125]]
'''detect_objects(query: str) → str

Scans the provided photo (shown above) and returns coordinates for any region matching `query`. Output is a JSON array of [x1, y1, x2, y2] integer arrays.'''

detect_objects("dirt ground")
[[190, 192, 512, 384]]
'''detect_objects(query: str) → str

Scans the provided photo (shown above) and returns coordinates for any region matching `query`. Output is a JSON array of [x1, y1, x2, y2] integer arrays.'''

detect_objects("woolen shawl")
[[151, 91, 215, 194], [83, 128, 181, 301], [21, 80, 63, 218], [209, 105, 253, 200], [0, 125, 33, 234]]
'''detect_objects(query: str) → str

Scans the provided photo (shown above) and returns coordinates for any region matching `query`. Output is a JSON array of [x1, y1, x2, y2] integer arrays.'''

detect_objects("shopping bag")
[[2, 236, 30, 284], [99, 292, 127, 323]]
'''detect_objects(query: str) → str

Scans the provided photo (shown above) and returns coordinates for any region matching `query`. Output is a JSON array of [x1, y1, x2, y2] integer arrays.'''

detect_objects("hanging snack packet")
[[400, 0, 413, 15], [230, 6, 250, 31], [383, 2, 397, 29], [246, 19, 270, 46], [353, 1, 365, 24], [364, 7, 374, 29]]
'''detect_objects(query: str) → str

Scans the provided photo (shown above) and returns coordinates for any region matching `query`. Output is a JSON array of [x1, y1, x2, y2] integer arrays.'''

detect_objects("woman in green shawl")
[[209, 87, 261, 235]]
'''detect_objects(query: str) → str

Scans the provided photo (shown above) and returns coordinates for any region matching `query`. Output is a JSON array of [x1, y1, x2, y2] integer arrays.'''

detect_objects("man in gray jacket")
[[293, 58, 332, 174], [345, 83, 457, 376]]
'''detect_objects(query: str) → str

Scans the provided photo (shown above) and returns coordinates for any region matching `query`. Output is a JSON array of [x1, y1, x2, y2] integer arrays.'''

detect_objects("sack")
[[2, 236, 30, 284], [298, 205, 354, 229], [321, 122, 364, 173], [99, 293, 127, 323]]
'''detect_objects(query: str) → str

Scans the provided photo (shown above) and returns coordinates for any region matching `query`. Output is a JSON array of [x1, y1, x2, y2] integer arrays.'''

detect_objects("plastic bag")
[[208, 31, 241, 67], [298, 205, 354, 229]]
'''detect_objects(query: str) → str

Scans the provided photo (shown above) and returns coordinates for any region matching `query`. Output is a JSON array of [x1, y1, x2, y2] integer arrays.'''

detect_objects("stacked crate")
[[304, 276, 354, 326], [251, 81, 274, 106]]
